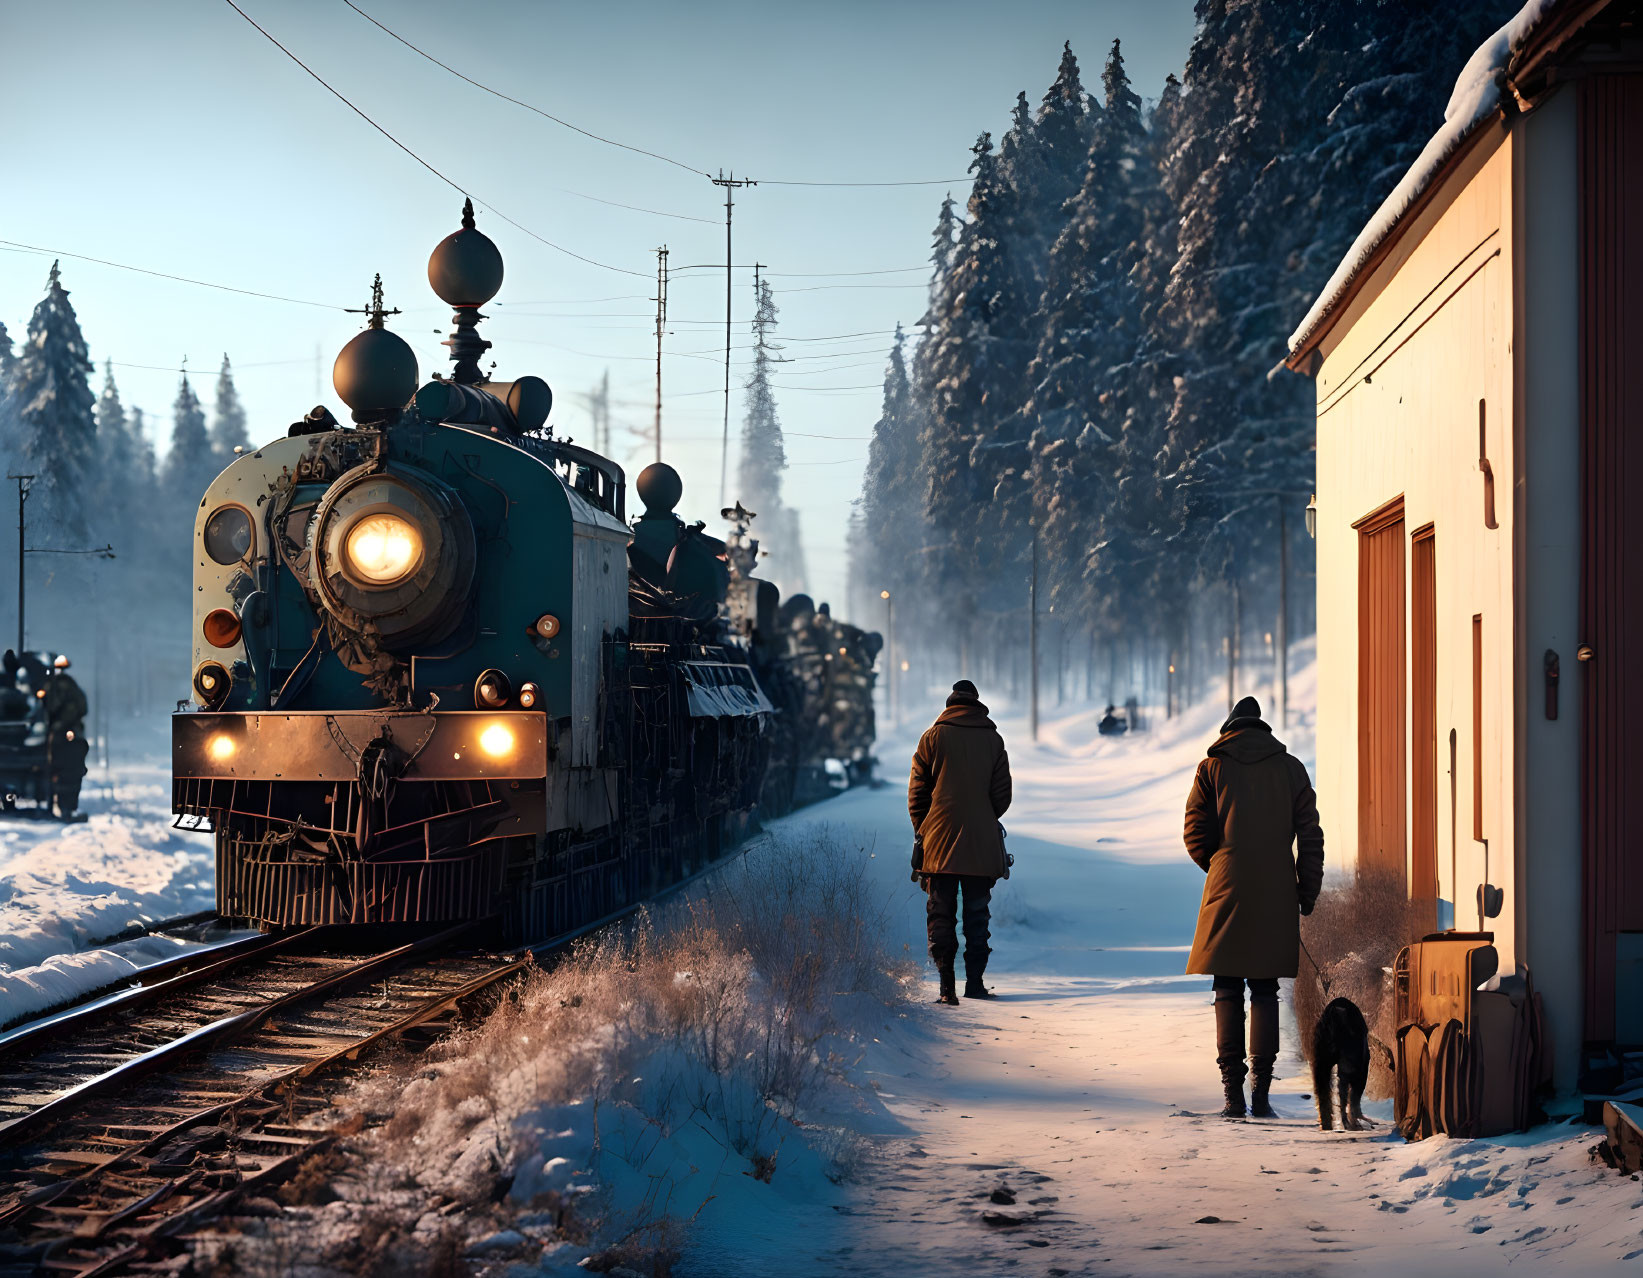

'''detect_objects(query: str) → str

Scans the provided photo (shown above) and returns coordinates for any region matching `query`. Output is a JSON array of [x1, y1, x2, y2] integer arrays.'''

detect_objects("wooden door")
[[1578, 75, 1643, 1043], [1410, 527, 1438, 928], [1356, 499, 1407, 888]]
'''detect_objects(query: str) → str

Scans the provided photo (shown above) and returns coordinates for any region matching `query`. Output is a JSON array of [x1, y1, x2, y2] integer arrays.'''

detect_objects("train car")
[[172, 204, 796, 941]]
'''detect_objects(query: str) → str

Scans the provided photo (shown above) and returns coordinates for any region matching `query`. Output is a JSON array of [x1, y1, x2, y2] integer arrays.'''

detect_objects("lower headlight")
[[344, 513, 423, 585], [479, 723, 515, 757], [208, 733, 236, 761]]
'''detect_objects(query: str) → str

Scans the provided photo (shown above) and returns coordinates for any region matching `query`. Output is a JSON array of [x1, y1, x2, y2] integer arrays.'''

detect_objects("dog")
[[1312, 996, 1370, 1131]]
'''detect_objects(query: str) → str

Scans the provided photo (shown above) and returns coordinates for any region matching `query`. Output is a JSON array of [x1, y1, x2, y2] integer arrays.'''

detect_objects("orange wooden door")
[[1410, 527, 1438, 928], [1357, 500, 1407, 889]]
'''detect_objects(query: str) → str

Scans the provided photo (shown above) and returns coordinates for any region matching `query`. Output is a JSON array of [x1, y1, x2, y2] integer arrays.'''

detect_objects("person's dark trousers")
[[926, 873, 994, 981], [1213, 975, 1280, 1115]]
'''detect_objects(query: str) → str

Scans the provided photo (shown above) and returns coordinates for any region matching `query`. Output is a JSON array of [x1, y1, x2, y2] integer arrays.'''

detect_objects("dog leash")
[[1298, 932, 1332, 997]]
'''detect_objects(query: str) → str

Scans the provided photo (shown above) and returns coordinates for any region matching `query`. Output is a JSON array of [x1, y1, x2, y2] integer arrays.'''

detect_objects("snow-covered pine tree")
[[1162, 0, 1519, 568], [127, 404, 157, 490], [737, 276, 807, 593], [210, 353, 250, 462], [859, 324, 925, 603], [166, 371, 216, 497], [0, 320, 16, 470], [93, 361, 139, 539], [9, 262, 98, 533], [1023, 38, 1158, 631]]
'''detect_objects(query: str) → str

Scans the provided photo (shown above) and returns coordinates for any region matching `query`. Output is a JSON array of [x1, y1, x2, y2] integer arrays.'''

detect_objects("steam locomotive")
[[172, 203, 878, 940]]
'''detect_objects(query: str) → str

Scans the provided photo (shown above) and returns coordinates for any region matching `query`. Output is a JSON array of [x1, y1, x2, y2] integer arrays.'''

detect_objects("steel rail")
[[0, 923, 471, 1151], [0, 842, 761, 1273], [0, 929, 303, 1061]]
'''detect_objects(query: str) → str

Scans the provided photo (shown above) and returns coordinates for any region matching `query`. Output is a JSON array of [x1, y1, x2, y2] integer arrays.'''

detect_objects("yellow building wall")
[[1312, 126, 1519, 967]]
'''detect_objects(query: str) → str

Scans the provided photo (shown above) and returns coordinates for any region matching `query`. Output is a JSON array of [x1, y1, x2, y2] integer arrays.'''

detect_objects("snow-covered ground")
[[675, 653, 1643, 1275], [0, 757, 215, 1028]]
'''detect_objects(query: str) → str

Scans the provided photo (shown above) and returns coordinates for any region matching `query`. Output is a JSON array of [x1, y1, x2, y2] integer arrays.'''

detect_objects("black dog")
[[1312, 997, 1370, 1131]]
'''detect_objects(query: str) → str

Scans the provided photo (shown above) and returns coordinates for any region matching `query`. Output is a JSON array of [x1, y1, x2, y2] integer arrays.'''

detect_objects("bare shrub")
[[311, 826, 914, 1268], [1294, 865, 1432, 1098]]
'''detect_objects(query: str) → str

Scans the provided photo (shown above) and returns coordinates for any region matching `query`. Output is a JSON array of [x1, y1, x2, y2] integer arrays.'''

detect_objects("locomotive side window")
[[203, 504, 255, 565]]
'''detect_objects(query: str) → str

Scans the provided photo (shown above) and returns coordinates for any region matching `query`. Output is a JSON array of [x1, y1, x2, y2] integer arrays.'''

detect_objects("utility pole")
[[1277, 499, 1289, 729], [1029, 527, 1040, 742], [711, 171, 755, 508], [9, 474, 33, 654], [652, 246, 668, 463], [8, 472, 114, 654], [881, 589, 895, 731], [598, 369, 610, 455]]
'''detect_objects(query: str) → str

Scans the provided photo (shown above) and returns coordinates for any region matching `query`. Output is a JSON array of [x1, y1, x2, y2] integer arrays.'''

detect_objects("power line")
[[222, 0, 647, 279], [0, 238, 345, 310], [765, 266, 926, 278], [760, 178, 963, 187], [340, 0, 709, 178]]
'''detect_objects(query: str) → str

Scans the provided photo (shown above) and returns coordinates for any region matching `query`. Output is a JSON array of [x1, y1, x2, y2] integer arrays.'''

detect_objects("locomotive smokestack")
[[428, 198, 504, 386]]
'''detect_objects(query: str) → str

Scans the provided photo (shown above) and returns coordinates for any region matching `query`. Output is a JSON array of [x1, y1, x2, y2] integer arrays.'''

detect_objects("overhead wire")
[[0, 238, 345, 310], [222, 0, 648, 279], [340, 0, 710, 178]]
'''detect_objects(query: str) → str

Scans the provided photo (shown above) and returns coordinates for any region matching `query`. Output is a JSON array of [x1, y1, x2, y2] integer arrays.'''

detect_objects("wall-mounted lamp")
[[1304, 493, 1318, 540]]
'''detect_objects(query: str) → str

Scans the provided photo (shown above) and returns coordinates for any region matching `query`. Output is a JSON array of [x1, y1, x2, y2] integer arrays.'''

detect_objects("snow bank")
[[191, 828, 914, 1275], [0, 759, 214, 1026], [0, 932, 210, 1033], [1288, 0, 1562, 355]]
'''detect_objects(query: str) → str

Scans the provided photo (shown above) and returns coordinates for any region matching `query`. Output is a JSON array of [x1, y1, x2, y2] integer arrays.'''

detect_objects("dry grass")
[[200, 827, 914, 1277], [1294, 866, 1431, 1099]]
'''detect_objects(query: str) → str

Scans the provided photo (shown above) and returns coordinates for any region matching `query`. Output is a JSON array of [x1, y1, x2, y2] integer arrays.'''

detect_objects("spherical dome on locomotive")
[[333, 325, 418, 421], [428, 198, 504, 307], [635, 462, 684, 515]]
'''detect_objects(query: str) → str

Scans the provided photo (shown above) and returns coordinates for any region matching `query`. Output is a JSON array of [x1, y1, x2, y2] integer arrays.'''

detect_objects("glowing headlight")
[[479, 723, 515, 758], [344, 513, 423, 585], [208, 734, 236, 761]]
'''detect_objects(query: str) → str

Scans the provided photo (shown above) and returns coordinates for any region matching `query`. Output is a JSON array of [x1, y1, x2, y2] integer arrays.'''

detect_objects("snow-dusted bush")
[[200, 828, 912, 1276], [1294, 865, 1429, 1098]]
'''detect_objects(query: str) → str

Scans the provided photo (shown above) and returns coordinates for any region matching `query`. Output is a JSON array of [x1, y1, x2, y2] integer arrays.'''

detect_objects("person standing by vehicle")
[[1184, 695, 1324, 1118], [909, 680, 1013, 1005], [45, 655, 90, 821]]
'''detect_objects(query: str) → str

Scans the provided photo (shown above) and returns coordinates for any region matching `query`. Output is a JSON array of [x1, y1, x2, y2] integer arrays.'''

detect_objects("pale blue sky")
[[2, 0, 1198, 608]]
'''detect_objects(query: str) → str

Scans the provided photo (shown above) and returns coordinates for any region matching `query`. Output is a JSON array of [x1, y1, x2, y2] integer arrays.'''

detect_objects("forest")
[[0, 264, 246, 725], [849, 0, 1520, 715]]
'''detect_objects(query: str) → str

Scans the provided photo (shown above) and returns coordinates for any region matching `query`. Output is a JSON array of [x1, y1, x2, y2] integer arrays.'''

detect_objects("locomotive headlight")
[[479, 722, 515, 758], [343, 513, 423, 586], [518, 682, 540, 709], [208, 733, 236, 762]]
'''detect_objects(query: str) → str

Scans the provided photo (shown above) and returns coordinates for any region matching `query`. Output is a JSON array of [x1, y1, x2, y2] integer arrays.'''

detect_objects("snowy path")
[[703, 673, 1643, 1276]]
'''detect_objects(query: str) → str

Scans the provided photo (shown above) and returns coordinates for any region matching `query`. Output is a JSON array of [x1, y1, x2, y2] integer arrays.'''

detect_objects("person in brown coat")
[[1184, 695, 1324, 1118], [909, 680, 1013, 1004]]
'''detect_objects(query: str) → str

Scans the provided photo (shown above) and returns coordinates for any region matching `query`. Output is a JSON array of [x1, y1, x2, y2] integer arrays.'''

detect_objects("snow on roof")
[[1287, 0, 1565, 357]]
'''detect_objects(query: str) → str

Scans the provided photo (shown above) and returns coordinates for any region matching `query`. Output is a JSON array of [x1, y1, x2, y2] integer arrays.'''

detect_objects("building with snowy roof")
[[1286, 0, 1643, 1092]]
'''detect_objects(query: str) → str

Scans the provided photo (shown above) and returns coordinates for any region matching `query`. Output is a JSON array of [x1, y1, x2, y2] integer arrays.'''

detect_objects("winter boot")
[[936, 964, 959, 1006], [1214, 995, 1248, 1118], [1248, 986, 1280, 1118], [963, 953, 995, 999]]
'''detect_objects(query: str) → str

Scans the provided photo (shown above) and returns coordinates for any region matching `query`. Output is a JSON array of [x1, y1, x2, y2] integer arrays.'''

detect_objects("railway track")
[[0, 921, 531, 1277]]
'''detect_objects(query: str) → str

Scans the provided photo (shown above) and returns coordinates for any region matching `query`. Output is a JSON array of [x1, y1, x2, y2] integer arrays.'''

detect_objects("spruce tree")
[[93, 361, 141, 544], [0, 320, 16, 385], [738, 276, 807, 593], [210, 353, 250, 462], [9, 262, 98, 533], [166, 372, 216, 496]]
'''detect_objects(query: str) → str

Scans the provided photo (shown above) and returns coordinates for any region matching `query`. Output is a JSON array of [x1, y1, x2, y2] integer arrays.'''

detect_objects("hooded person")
[[1184, 695, 1324, 1118], [908, 680, 1013, 1004]]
